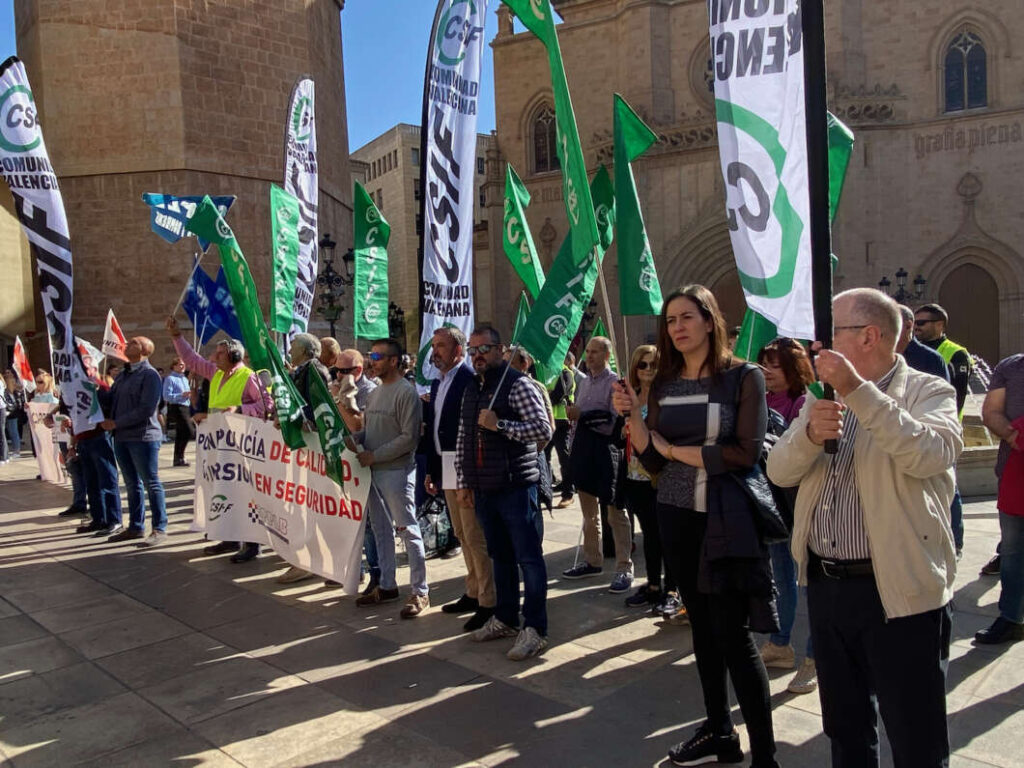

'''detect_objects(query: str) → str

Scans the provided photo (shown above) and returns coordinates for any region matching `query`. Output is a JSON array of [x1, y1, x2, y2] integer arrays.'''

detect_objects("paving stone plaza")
[[0, 443, 1020, 768]]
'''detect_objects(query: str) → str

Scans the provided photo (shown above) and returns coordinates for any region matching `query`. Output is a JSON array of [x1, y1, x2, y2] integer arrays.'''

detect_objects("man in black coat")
[[422, 326, 495, 631]]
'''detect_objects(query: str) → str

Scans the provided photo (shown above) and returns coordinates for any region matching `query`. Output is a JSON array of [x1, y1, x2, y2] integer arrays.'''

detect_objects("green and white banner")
[[0, 57, 100, 435], [353, 181, 390, 340], [416, 0, 490, 388], [503, 164, 545, 300], [502, 0, 600, 267], [517, 166, 615, 382], [709, 0, 814, 339], [511, 291, 530, 344], [613, 94, 662, 317], [270, 184, 301, 333], [283, 77, 318, 339]]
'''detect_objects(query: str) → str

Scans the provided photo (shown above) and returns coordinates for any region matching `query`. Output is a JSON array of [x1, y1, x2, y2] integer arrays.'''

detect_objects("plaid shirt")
[[455, 375, 552, 487]]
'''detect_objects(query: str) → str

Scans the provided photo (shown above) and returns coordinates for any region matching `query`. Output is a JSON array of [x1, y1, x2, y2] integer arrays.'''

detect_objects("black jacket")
[[421, 363, 475, 483]]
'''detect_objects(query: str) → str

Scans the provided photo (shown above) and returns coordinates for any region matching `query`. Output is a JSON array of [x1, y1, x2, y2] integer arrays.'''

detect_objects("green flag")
[[590, 317, 618, 373], [270, 184, 301, 333], [517, 166, 615, 383], [353, 182, 391, 340], [733, 113, 855, 360], [503, 164, 545, 299], [185, 197, 307, 450], [511, 291, 531, 344], [502, 0, 600, 267], [613, 94, 662, 316], [307, 362, 351, 487]]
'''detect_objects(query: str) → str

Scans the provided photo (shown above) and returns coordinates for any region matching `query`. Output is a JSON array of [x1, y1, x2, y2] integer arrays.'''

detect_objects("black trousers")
[[622, 479, 672, 590], [168, 404, 194, 463], [659, 504, 776, 763], [807, 561, 952, 767], [547, 419, 573, 494]]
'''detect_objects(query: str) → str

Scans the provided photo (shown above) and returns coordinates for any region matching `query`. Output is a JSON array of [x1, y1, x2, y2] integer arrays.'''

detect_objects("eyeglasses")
[[467, 344, 497, 356], [635, 361, 653, 371], [913, 319, 937, 327], [833, 325, 868, 333], [335, 366, 358, 375]]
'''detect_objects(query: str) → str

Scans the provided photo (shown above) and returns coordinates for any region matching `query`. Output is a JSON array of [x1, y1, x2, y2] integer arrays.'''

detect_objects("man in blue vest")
[[456, 326, 552, 660], [423, 326, 495, 631], [915, 303, 971, 556]]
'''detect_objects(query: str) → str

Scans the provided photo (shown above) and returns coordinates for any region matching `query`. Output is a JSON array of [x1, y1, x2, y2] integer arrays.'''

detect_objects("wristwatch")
[[496, 419, 510, 433]]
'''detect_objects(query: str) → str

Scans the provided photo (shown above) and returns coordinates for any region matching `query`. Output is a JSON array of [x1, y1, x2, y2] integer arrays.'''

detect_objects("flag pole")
[[172, 252, 204, 317], [594, 254, 621, 372], [802, 0, 837, 454]]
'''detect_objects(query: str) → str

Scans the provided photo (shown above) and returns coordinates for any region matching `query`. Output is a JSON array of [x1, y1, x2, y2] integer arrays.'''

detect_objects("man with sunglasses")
[[456, 326, 553, 660], [350, 339, 429, 618]]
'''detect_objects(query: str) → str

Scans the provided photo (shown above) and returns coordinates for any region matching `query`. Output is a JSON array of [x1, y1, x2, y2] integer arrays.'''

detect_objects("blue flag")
[[182, 265, 242, 344], [142, 193, 236, 252]]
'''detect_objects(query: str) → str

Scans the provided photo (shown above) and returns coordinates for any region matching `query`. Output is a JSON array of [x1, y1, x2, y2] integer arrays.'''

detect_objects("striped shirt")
[[809, 363, 898, 560]]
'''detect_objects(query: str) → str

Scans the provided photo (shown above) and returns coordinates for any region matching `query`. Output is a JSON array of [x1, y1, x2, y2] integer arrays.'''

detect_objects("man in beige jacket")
[[767, 288, 961, 768]]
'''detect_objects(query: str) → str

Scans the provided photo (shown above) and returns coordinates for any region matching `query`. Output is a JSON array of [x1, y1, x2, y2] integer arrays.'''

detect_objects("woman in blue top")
[[613, 285, 778, 768]]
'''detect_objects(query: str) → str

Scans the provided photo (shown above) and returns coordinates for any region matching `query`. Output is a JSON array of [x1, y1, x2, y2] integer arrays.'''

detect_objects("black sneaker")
[[76, 521, 105, 534], [229, 543, 260, 563], [442, 594, 480, 614], [980, 554, 1001, 576], [463, 606, 494, 632], [625, 584, 661, 608], [975, 616, 1024, 645], [561, 563, 602, 580], [668, 722, 743, 766], [204, 541, 239, 556], [59, 505, 87, 517]]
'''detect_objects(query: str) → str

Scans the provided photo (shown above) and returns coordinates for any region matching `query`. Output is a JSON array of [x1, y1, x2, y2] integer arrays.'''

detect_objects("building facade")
[[9, 0, 353, 364], [350, 124, 497, 352], [490, 0, 1023, 366]]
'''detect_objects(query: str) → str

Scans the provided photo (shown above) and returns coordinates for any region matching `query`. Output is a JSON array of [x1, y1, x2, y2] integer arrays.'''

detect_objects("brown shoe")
[[400, 593, 430, 619], [355, 586, 400, 607], [555, 496, 574, 509]]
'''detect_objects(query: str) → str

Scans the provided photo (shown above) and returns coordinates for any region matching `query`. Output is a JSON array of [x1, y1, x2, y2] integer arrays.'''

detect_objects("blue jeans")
[[5, 414, 21, 454], [363, 516, 381, 583], [66, 450, 87, 509], [0, 411, 7, 462], [79, 433, 122, 528], [950, 487, 963, 551], [113, 439, 167, 532], [475, 484, 547, 635], [769, 541, 813, 658], [998, 513, 1024, 624], [367, 466, 427, 596]]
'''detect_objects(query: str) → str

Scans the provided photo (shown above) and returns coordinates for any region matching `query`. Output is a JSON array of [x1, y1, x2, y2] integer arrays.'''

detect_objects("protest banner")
[[27, 401, 66, 485], [102, 309, 128, 361], [194, 413, 369, 592], [283, 77, 318, 339]]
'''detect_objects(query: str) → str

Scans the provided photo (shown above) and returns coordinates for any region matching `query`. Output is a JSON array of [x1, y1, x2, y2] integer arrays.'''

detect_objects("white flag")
[[283, 77, 318, 339], [102, 308, 128, 361], [709, 0, 814, 339]]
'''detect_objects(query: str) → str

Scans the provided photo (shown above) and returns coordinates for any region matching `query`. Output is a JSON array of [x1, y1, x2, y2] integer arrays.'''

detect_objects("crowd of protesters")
[[5, 283, 1023, 768]]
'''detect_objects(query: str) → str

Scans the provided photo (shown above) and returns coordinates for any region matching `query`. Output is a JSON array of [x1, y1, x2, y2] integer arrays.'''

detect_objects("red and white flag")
[[75, 336, 104, 383], [12, 336, 35, 392], [102, 309, 128, 361]]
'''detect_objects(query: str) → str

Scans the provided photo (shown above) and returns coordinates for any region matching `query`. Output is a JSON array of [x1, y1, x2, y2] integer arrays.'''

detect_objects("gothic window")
[[531, 104, 560, 174], [944, 29, 987, 112]]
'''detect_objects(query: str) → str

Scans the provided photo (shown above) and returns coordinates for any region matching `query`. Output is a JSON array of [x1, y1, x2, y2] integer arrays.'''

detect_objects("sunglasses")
[[635, 361, 654, 371], [914, 319, 937, 327], [467, 344, 497, 356], [335, 366, 358, 375], [367, 352, 395, 362]]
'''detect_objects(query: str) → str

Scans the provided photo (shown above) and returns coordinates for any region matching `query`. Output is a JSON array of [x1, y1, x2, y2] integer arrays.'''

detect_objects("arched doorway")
[[937, 263, 999, 365]]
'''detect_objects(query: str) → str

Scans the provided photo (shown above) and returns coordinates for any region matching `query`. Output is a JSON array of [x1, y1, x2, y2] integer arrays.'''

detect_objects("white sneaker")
[[759, 641, 796, 669], [788, 658, 818, 694], [276, 566, 315, 584], [507, 627, 548, 660], [471, 615, 518, 643]]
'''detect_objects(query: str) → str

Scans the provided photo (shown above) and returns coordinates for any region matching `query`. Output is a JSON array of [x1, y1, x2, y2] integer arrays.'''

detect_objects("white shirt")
[[433, 363, 465, 455]]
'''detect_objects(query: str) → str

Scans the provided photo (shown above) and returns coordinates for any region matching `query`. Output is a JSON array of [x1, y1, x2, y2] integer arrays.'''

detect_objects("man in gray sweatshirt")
[[351, 338, 428, 618]]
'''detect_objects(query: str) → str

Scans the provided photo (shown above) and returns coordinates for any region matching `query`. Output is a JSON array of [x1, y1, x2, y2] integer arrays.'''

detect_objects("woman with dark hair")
[[756, 337, 818, 694], [612, 285, 779, 768], [619, 344, 680, 615]]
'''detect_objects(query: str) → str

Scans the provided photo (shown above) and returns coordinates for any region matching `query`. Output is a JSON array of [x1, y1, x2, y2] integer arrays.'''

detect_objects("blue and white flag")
[[183, 265, 243, 344], [142, 193, 236, 252]]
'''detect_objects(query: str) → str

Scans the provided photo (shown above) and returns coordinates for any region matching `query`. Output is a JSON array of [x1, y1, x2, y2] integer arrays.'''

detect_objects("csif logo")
[[435, 1, 483, 66], [0, 82, 42, 153], [291, 93, 313, 143], [208, 494, 234, 521]]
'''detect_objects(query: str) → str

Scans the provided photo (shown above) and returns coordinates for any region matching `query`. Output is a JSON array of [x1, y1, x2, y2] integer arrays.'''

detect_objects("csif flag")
[[141, 193, 235, 252], [0, 57, 99, 433], [613, 94, 663, 316], [270, 184, 301, 334], [503, 164, 545, 300], [590, 318, 618, 373], [502, 0, 600, 267], [102, 309, 128, 361], [353, 181, 391, 340], [511, 291, 530, 344], [283, 77, 318, 339], [416, 0, 490, 387], [12, 336, 35, 393], [733, 113, 855, 360], [517, 166, 615, 383]]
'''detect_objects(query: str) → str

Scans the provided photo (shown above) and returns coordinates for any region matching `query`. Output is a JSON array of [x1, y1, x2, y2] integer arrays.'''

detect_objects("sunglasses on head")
[[467, 344, 497, 356]]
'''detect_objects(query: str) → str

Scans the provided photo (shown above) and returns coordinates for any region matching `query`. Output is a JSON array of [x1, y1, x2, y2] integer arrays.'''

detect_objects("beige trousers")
[[444, 489, 496, 607], [578, 491, 633, 574]]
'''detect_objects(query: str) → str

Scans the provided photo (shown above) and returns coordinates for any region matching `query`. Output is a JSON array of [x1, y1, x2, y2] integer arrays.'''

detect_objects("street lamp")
[[877, 267, 926, 304], [315, 234, 354, 338]]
